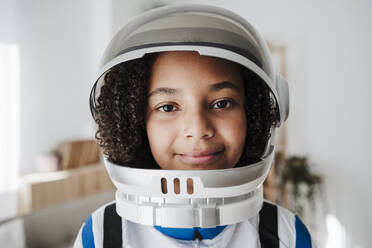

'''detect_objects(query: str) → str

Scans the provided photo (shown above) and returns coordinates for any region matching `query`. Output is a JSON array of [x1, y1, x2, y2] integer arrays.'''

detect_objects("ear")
[[275, 73, 290, 126]]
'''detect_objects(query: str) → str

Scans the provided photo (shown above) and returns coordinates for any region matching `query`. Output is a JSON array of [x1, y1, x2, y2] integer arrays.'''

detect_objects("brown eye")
[[157, 104, 177, 112], [212, 99, 233, 109]]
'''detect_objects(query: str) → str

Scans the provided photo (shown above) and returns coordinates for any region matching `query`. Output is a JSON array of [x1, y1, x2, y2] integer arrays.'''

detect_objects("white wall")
[[16, 0, 92, 174], [0, 0, 19, 220], [0, 0, 16, 43], [15, 0, 112, 174], [14, 0, 146, 175]]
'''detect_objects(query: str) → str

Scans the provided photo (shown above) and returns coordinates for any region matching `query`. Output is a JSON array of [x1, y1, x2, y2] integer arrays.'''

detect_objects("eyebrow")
[[148, 87, 180, 98], [208, 81, 241, 93], [148, 81, 241, 98]]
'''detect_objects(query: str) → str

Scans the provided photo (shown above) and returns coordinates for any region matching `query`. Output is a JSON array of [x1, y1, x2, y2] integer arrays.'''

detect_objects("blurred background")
[[0, 0, 371, 247]]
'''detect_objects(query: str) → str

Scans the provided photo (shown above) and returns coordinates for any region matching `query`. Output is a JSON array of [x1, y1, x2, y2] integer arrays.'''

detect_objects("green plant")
[[280, 156, 322, 217]]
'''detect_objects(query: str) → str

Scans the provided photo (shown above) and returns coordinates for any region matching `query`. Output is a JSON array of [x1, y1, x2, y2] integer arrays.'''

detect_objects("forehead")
[[149, 51, 244, 91]]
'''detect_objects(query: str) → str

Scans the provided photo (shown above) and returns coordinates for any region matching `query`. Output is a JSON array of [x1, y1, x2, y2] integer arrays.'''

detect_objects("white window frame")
[[0, 42, 20, 193]]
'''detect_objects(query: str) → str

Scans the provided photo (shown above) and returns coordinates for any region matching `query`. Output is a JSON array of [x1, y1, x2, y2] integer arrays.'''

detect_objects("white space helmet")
[[90, 4, 289, 228]]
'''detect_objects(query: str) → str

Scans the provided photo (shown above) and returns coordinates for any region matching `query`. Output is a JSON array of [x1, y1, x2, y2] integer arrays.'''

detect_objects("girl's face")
[[146, 51, 247, 170]]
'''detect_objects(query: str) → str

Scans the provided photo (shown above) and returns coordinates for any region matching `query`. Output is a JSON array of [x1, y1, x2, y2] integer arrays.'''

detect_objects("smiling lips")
[[178, 150, 223, 164]]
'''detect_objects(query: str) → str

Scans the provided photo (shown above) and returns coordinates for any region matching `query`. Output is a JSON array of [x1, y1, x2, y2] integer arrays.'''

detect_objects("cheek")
[[219, 113, 247, 162], [146, 117, 176, 167], [147, 119, 174, 145], [230, 118, 247, 148]]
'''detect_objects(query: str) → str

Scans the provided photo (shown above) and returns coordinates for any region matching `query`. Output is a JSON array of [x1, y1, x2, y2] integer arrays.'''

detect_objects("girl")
[[74, 4, 314, 248]]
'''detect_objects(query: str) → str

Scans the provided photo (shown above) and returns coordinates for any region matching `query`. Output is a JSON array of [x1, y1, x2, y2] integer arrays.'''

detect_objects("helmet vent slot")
[[174, 178, 180, 194], [187, 178, 194, 194], [161, 178, 168, 194]]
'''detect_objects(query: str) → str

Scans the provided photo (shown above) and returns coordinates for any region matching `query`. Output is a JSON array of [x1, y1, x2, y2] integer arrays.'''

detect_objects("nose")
[[182, 108, 215, 140]]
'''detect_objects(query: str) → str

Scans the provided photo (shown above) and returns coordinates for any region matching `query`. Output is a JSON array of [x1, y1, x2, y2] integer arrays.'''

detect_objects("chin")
[[182, 163, 225, 170]]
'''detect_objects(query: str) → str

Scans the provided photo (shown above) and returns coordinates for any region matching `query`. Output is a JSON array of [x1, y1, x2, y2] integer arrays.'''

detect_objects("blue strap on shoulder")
[[295, 215, 312, 248], [82, 215, 95, 248]]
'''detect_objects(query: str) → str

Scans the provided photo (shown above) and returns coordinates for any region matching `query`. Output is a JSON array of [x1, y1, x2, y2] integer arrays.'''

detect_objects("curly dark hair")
[[93, 52, 278, 169]]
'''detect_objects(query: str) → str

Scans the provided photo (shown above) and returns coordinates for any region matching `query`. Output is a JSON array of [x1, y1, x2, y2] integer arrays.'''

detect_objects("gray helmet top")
[[90, 3, 289, 127]]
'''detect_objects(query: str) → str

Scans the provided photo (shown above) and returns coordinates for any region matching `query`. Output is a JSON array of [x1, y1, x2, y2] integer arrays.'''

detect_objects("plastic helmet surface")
[[89, 4, 290, 228], [90, 3, 289, 126]]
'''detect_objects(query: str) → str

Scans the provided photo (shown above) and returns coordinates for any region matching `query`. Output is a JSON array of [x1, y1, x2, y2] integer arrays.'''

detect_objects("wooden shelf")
[[18, 163, 115, 214]]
